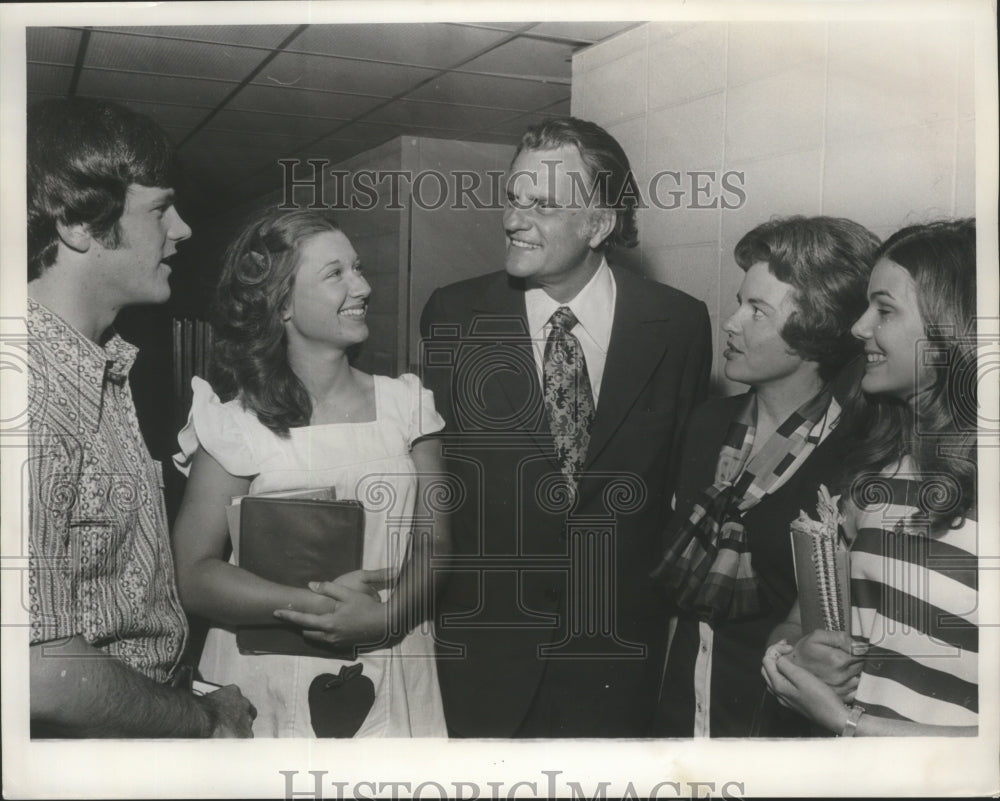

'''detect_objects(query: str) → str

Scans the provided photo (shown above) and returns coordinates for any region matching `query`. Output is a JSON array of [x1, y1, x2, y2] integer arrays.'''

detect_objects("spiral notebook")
[[235, 493, 365, 658], [789, 486, 851, 633]]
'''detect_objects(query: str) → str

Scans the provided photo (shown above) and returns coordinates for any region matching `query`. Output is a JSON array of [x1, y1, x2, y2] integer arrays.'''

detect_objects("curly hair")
[[846, 219, 977, 531], [514, 116, 639, 251], [27, 97, 179, 281], [210, 208, 341, 436], [734, 216, 880, 381]]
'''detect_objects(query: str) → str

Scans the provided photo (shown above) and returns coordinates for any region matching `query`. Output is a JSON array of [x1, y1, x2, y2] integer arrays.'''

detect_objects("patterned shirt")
[[850, 459, 978, 728], [27, 298, 187, 683]]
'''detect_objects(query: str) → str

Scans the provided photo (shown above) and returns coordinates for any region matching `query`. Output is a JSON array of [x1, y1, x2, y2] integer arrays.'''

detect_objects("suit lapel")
[[583, 266, 673, 470]]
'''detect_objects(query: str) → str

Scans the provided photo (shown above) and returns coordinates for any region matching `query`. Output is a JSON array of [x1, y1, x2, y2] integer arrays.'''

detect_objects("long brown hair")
[[210, 208, 341, 436], [846, 219, 977, 531]]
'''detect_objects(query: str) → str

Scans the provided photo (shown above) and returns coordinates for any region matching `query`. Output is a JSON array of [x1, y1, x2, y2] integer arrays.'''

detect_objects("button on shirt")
[[524, 258, 616, 404], [27, 298, 187, 683]]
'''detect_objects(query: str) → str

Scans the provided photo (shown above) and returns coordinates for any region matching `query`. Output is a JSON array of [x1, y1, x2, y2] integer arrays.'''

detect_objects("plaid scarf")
[[653, 387, 833, 623]]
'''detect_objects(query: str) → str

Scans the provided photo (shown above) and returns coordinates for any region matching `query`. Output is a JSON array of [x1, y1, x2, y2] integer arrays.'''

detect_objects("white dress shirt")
[[524, 258, 616, 405]]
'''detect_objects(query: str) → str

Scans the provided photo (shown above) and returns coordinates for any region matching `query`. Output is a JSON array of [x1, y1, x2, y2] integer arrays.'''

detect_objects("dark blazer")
[[655, 393, 854, 737], [419, 265, 712, 737]]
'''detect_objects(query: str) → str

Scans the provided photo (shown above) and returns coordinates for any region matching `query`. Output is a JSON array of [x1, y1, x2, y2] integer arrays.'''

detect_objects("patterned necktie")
[[543, 306, 596, 486]]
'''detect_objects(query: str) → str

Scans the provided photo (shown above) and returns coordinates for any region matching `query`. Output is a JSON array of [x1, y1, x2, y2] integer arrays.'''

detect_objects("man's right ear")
[[55, 220, 92, 253]]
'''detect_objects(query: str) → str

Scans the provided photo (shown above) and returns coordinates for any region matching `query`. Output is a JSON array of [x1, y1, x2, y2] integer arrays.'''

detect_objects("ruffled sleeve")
[[172, 376, 259, 478], [397, 372, 445, 447]]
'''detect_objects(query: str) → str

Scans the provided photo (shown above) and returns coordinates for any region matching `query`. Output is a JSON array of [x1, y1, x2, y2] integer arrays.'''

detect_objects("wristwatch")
[[839, 704, 865, 737]]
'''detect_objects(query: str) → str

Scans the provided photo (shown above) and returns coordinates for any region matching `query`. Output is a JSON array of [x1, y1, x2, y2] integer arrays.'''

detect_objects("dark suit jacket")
[[419, 265, 711, 737], [656, 393, 853, 737]]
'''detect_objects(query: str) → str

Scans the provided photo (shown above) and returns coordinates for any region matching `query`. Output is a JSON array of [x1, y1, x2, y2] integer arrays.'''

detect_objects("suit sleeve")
[[662, 300, 712, 528], [418, 288, 456, 433]]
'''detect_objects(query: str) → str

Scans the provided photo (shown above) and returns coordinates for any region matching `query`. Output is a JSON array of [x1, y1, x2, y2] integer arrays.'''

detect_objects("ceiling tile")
[[27, 90, 64, 106], [365, 100, 515, 130], [295, 140, 375, 166], [486, 112, 556, 136], [229, 83, 385, 119], [461, 37, 576, 79], [95, 25, 302, 48], [330, 121, 411, 142], [528, 22, 636, 43], [76, 69, 237, 107], [254, 52, 438, 97], [542, 98, 572, 116], [115, 99, 211, 130], [26, 64, 74, 95], [86, 31, 269, 81], [26, 27, 82, 65], [22, 22, 599, 213], [408, 71, 570, 110], [399, 128, 520, 146], [450, 22, 539, 33], [293, 24, 511, 69], [203, 107, 350, 138], [183, 128, 315, 154], [184, 143, 284, 178]]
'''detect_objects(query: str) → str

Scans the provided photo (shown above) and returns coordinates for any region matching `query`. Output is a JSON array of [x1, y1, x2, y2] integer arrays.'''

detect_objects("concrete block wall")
[[572, 20, 976, 394]]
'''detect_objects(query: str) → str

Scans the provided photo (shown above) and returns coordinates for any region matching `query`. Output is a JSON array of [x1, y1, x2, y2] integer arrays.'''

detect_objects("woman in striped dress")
[[763, 219, 978, 735]]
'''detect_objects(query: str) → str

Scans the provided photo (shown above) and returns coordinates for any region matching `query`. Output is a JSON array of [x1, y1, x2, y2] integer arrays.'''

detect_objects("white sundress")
[[174, 373, 447, 738]]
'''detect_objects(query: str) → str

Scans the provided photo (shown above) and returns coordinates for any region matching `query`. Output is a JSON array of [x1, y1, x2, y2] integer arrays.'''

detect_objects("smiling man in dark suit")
[[419, 117, 712, 738]]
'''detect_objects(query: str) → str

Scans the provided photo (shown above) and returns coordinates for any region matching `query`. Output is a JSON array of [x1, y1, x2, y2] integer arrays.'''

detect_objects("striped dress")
[[850, 460, 978, 728]]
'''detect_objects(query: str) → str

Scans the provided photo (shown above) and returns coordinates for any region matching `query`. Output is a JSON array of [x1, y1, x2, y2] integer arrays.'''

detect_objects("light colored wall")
[[235, 136, 514, 375], [405, 137, 515, 369], [572, 20, 976, 393], [318, 138, 405, 378]]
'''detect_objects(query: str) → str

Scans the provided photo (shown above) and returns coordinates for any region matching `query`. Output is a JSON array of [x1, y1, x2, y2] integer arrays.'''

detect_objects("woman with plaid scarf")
[[651, 216, 879, 737]]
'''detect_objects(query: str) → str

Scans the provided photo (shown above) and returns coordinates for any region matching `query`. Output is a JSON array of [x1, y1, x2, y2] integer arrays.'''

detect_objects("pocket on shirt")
[[68, 520, 127, 581]]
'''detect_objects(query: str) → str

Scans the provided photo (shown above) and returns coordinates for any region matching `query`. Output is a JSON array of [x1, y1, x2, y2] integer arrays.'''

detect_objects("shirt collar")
[[28, 297, 138, 389], [525, 258, 615, 351]]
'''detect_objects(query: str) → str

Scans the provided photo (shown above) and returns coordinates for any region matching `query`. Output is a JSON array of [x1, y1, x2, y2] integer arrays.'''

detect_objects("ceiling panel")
[[408, 71, 570, 110], [76, 69, 238, 107], [332, 120, 417, 142], [293, 23, 512, 68], [460, 37, 578, 78], [184, 127, 320, 154], [86, 30, 269, 80], [528, 21, 636, 42], [364, 100, 516, 130], [542, 98, 572, 116], [183, 143, 284, 179], [455, 22, 540, 33], [255, 52, 438, 97], [26, 27, 82, 65], [24, 22, 636, 216], [26, 64, 74, 95], [229, 83, 386, 118], [291, 141, 377, 166], [116, 99, 213, 131], [400, 128, 522, 146], [100, 25, 303, 48], [231, 141, 376, 197], [488, 109, 569, 136], [203, 107, 353, 138]]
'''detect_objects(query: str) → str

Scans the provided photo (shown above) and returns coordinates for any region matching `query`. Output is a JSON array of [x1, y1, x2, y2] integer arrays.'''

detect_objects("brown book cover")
[[237, 495, 365, 658]]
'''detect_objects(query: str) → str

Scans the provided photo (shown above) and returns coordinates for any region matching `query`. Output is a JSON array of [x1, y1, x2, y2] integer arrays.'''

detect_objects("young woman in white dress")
[[172, 208, 449, 737]]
